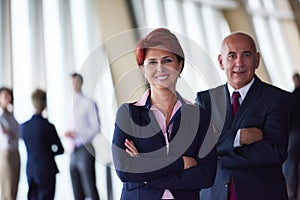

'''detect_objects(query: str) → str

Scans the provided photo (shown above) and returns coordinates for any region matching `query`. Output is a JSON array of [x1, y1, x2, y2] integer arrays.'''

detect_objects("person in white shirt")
[[0, 87, 20, 200], [64, 73, 101, 200]]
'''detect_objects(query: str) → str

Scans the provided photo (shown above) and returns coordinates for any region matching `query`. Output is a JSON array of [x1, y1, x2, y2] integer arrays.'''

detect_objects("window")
[[246, 0, 300, 90], [129, 0, 231, 101], [8, 0, 115, 199]]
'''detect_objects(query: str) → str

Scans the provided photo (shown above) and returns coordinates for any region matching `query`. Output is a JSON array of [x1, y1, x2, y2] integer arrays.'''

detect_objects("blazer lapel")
[[139, 108, 162, 136]]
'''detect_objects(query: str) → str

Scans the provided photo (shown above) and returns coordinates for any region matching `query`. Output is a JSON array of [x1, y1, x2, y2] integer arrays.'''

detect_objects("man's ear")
[[218, 54, 224, 70], [255, 52, 260, 69]]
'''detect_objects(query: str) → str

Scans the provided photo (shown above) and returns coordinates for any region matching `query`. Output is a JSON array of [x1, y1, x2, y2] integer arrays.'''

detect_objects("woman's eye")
[[148, 61, 157, 65], [228, 54, 236, 59], [163, 59, 173, 63], [149, 61, 157, 65]]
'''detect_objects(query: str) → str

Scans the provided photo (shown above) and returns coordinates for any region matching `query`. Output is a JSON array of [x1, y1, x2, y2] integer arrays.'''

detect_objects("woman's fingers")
[[125, 139, 139, 157]]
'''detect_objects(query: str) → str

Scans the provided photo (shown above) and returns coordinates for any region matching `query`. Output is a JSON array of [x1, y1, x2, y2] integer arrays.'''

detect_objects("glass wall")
[[8, 0, 116, 199], [129, 0, 232, 101], [0, 0, 299, 199], [246, 0, 300, 90]]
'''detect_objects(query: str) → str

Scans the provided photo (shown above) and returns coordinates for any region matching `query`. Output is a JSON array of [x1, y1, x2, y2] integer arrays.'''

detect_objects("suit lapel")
[[231, 76, 263, 129], [223, 85, 235, 129], [219, 77, 263, 140]]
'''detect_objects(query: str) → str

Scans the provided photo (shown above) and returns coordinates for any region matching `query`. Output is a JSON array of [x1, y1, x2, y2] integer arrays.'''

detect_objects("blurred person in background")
[[20, 88, 64, 200], [64, 73, 101, 200], [0, 87, 20, 200], [283, 73, 300, 200]]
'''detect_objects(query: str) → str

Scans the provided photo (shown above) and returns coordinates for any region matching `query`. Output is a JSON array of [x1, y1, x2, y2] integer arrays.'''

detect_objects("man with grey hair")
[[197, 32, 291, 200]]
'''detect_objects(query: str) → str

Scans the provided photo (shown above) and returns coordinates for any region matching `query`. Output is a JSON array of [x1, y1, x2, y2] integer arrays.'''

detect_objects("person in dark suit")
[[283, 73, 300, 200], [20, 88, 64, 200], [112, 28, 217, 200], [197, 32, 291, 200]]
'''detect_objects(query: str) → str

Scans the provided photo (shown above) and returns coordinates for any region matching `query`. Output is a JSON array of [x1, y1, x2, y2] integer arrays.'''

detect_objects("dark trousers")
[[27, 174, 56, 200], [283, 131, 300, 200], [70, 143, 100, 200]]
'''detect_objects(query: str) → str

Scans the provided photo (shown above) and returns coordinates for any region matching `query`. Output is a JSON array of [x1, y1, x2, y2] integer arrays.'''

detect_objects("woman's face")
[[141, 45, 182, 91], [0, 90, 12, 109]]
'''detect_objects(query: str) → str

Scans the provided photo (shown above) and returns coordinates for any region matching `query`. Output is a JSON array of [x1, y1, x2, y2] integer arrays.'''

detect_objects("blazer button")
[[224, 183, 228, 187]]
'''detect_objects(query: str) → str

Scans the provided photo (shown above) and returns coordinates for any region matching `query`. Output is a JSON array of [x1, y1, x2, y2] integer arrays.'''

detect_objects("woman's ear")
[[139, 65, 145, 74], [179, 60, 183, 72]]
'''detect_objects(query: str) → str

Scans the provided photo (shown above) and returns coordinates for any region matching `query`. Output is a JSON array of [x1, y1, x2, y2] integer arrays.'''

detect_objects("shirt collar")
[[227, 77, 255, 102], [134, 89, 190, 108], [134, 89, 151, 107], [73, 91, 83, 98]]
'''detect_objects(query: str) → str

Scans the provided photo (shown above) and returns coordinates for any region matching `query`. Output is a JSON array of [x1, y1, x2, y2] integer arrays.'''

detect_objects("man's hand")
[[182, 156, 197, 170], [240, 127, 263, 145], [64, 131, 75, 138]]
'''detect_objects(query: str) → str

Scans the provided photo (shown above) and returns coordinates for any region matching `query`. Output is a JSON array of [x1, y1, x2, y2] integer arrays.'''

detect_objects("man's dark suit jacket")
[[197, 76, 291, 200], [20, 115, 64, 188], [112, 95, 217, 200]]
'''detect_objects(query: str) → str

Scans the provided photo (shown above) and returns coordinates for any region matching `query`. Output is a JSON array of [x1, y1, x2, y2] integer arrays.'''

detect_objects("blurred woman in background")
[[0, 87, 20, 200]]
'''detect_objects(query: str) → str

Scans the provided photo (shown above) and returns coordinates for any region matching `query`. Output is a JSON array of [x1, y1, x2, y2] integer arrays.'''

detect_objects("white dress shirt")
[[227, 78, 254, 147], [70, 92, 101, 148]]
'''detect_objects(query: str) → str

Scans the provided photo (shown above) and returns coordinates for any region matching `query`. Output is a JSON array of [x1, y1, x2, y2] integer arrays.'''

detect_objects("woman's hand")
[[182, 156, 197, 170], [125, 139, 139, 157], [0, 126, 10, 134]]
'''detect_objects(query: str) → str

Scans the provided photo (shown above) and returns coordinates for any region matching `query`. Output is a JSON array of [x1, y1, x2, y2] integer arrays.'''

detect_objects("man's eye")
[[244, 53, 251, 57]]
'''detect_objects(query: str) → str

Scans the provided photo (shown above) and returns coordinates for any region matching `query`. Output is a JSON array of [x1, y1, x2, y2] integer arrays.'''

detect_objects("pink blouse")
[[134, 89, 190, 199]]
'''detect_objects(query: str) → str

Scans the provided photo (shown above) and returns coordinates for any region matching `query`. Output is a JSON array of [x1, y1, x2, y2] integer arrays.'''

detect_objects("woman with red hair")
[[112, 28, 217, 200]]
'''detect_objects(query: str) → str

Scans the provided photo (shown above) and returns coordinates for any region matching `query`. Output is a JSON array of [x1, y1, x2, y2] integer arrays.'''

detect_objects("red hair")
[[135, 28, 185, 72]]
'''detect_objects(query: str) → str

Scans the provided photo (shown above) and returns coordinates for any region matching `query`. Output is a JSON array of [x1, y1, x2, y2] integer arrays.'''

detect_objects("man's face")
[[72, 77, 82, 93], [218, 34, 260, 89]]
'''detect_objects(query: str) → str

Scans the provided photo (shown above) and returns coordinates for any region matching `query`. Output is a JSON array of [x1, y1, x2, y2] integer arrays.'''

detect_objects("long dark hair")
[[0, 87, 14, 105]]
